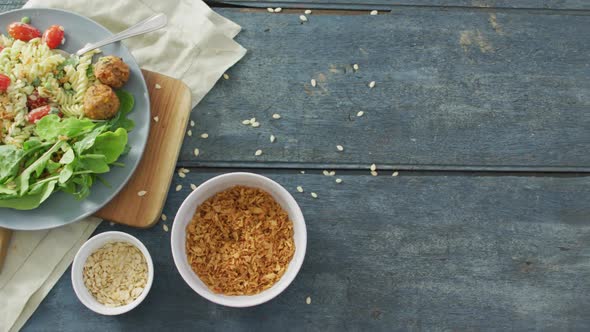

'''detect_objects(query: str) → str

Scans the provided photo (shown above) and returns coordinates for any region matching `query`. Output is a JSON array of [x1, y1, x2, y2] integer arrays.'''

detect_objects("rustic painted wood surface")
[[23, 171, 590, 331], [0, 1, 589, 331], [210, 0, 590, 10], [179, 8, 590, 171], [1, 2, 588, 170]]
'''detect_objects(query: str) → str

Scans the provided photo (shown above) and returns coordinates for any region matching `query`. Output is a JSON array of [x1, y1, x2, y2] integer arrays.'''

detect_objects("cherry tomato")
[[0, 74, 10, 92], [42, 25, 64, 49], [0, 46, 3, 52], [27, 105, 61, 124], [27, 90, 49, 110], [7, 22, 41, 42]]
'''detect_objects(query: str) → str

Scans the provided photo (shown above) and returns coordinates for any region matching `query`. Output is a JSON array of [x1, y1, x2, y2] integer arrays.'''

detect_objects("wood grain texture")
[[23, 170, 590, 331], [210, 0, 590, 10], [178, 8, 590, 171], [0, 228, 10, 272], [95, 70, 192, 228]]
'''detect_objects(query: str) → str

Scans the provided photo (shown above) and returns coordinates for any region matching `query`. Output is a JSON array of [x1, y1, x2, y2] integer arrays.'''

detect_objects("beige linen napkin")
[[0, 1, 246, 331]]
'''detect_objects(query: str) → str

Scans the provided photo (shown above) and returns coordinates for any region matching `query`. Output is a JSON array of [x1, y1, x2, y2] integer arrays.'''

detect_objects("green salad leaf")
[[108, 90, 135, 132], [0, 145, 25, 183], [89, 128, 128, 164], [0, 91, 135, 210]]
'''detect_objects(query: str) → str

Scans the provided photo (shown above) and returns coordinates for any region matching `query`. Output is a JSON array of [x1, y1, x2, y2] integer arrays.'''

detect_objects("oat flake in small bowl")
[[83, 242, 148, 307], [72, 231, 154, 315]]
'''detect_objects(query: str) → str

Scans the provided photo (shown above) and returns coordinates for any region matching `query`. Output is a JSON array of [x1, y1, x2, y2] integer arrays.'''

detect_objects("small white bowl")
[[71, 231, 154, 315], [171, 172, 307, 307]]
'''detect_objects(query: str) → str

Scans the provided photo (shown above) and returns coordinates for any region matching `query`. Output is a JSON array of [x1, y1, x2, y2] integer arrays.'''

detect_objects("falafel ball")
[[83, 84, 120, 120], [94, 56, 130, 88]]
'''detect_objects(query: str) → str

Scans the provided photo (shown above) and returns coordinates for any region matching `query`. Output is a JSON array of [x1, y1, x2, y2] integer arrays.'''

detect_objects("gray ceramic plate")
[[0, 8, 150, 230]]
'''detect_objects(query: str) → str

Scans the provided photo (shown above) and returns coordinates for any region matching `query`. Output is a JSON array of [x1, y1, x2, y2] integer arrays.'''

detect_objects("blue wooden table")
[[2, 0, 590, 330]]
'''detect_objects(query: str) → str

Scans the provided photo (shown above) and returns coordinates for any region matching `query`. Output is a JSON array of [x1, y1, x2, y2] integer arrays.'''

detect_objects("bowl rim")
[[71, 231, 154, 315], [171, 172, 307, 307]]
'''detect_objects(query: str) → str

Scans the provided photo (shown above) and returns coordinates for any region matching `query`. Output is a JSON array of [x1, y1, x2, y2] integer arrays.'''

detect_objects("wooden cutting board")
[[0, 70, 191, 271], [0, 228, 10, 271], [95, 70, 191, 227]]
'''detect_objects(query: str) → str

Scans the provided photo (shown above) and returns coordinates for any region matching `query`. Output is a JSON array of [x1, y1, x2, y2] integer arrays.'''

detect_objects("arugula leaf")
[[35, 115, 96, 141], [89, 128, 128, 164], [17, 140, 64, 195], [0, 180, 58, 210], [0, 192, 46, 210], [23, 138, 43, 151], [59, 147, 75, 164], [78, 154, 110, 174], [73, 125, 107, 154], [0, 145, 25, 184], [59, 164, 73, 183], [107, 90, 135, 131]]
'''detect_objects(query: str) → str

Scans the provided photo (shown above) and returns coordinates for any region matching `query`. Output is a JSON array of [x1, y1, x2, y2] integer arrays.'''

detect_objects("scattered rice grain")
[[371, 171, 378, 176], [187, 130, 192, 136], [155, 83, 161, 89], [178, 172, 186, 178], [392, 171, 399, 177], [255, 149, 263, 156], [176, 185, 182, 192], [223, 73, 229, 80], [296, 186, 304, 192], [370, 10, 378, 15], [153, 116, 159, 122], [335, 178, 343, 184], [242, 119, 251, 125], [190, 120, 195, 127], [311, 78, 316, 87], [270, 134, 276, 143], [300, 15, 308, 22], [369, 81, 376, 88], [137, 190, 147, 197], [305, 9, 312, 14], [274, 7, 282, 12], [336, 145, 344, 151], [194, 148, 200, 156], [161, 214, 167, 221], [163, 224, 169, 232], [201, 133, 209, 139], [353, 63, 359, 71], [251, 122, 260, 128], [306, 296, 312, 304], [267, 7, 274, 13], [357, 111, 364, 117], [272, 113, 281, 119], [311, 192, 318, 198], [370, 163, 377, 171], [190, 183, 197, 191]]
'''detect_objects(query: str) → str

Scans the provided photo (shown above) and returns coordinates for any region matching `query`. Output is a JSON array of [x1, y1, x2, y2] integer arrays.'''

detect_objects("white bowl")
[[71, 231, 154, 315], [171, 172, 307, 307]]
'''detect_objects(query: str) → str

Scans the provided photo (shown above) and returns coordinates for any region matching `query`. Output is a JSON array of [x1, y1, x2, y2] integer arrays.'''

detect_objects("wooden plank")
[[3, 0, 590, 11], [178, 9, 590, 171], [212, 0, 590, 10], [23, 170, 590, 330], [95, 70, 192, 228]]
